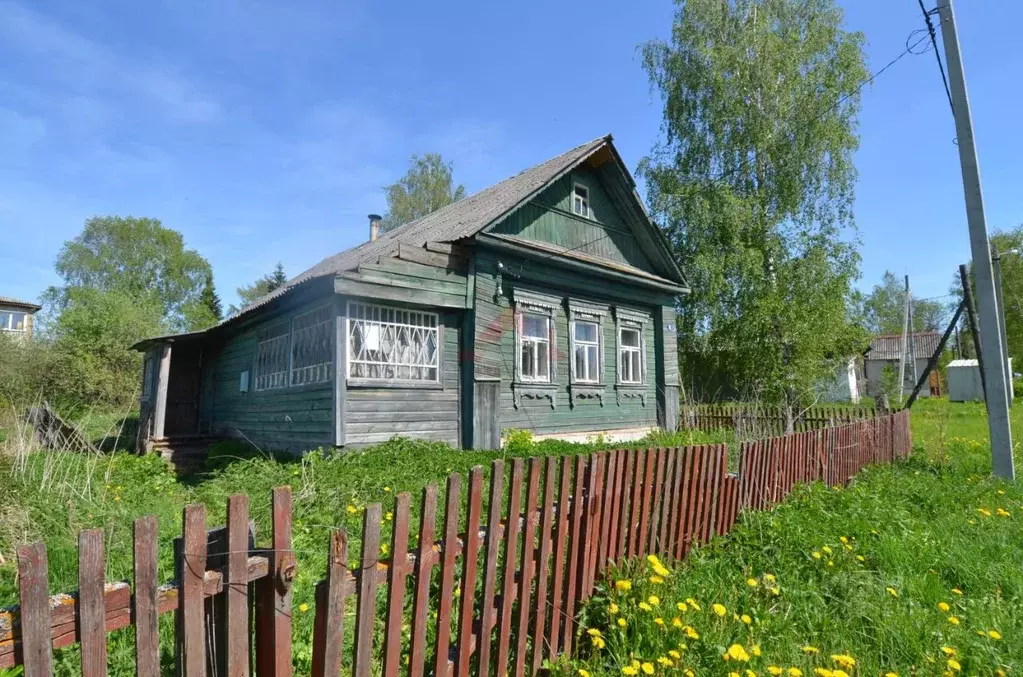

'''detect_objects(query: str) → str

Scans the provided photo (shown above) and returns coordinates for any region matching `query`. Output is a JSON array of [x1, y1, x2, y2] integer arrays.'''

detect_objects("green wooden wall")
[[209, 295, 335, 454], [487, 168, 655, 272], [471, 247, 676, 441], [341, 302, 462, 448]]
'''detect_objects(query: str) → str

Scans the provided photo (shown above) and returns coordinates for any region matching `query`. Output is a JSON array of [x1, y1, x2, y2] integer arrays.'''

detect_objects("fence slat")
[[311, 529, 348, 677], [477, 461, 505, 676], [531, 456, 557, 675], [225, 496, 249, 677], [514, 459, 541, 677], [605, 450, 624, 564], [78, 528, 107, 677], [383, 492, 412, 677], [616, 450, 634, 562], [637, 450, 655, 558], [547, 456, 572, 658], [496, 459, 525, 676], [626, 450, 644, 559], [434, 477, 460, 677], [648, 449, 666, 555], [255, 487, 293, 677], [665, 449, 683, 559], [581, 453, 603, 598], [181, 504, 206, 677], [133, 516, 160, 677], [409, 484, 439, 677], [16, 542, 51, 677], [456, 468, 484, 677], [561, 455, 586, 657], [355, 504, 382, 677]]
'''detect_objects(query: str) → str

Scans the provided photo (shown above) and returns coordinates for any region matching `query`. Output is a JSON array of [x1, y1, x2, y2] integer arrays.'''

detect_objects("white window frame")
[[346, 301, 441, 385], [518, 311, 552, 383], [572, 182, 591, 218], [0, 310, 27, 333], [567, 300, 608, 387], [512, 290, 559, 385], [618, 325, 644, 385], [571, 317, 601, 384], [614, 307, 649, 388]]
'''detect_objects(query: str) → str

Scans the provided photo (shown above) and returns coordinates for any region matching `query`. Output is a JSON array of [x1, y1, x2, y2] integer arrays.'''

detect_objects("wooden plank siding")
[[471, 247, 674, 442], [210, 295, 336, 454], [486, 168, 655, 273]]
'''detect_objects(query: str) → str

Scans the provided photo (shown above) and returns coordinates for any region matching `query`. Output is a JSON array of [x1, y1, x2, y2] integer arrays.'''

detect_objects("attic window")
[[573, 184, 590, 218]]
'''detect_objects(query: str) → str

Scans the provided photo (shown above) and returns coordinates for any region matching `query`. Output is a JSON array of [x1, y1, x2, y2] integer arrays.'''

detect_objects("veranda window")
[[347, 302, 439, 383], [290, 305, 334, 386], [255, 322, 291, 391], [519, 313, 551, 382]]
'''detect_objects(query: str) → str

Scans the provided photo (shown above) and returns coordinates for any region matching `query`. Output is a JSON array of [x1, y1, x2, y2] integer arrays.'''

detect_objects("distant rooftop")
[[866, 332, 942, 361], [0, 296, 41, 312]]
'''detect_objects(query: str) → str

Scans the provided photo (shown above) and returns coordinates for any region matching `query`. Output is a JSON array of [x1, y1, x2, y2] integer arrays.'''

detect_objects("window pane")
[[0, 312, 12, 330], [574, 321, 597, 343], [621, 328, 640, 347], [522, 314, 548, 338], [522, 342, 536, 378], [586, 345, 599, 381], [537, 343, 549, 378], [630, 351, 642, 381], [348, 302, 440, 382]]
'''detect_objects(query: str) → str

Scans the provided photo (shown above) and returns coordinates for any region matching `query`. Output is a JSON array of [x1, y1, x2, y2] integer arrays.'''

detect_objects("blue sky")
[[1, 0, 1020, 311]]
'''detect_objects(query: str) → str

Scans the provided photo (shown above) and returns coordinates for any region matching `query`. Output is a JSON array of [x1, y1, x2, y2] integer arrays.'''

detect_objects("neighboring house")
[[818, 357, 861, 403], [0, 296, 41, 340], [133, 135, 688, 453], [864, 331, 943, 398]]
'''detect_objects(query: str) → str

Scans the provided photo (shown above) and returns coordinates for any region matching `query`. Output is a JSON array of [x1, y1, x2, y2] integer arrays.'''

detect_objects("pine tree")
[[200, 272, 223, 323]]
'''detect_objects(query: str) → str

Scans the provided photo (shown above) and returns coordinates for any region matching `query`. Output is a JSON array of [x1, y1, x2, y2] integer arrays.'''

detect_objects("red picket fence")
[[0, 411, 911, 677], [681, 404, 877, 436]]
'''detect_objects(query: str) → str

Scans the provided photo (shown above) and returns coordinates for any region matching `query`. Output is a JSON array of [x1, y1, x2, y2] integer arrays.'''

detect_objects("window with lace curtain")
[[347, 302, 440, 383]]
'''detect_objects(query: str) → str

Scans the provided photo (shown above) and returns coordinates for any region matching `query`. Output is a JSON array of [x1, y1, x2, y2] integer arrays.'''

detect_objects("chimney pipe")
[[368, 214, 382, 241]]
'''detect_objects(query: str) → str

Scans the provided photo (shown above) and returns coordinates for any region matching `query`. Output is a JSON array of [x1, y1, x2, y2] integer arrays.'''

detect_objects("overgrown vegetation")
[[555, 398, 1023, 676]]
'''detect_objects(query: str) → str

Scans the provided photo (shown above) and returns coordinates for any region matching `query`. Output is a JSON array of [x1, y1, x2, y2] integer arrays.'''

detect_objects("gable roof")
[[0, 296, 41, 312], [225, 135, 685, 326], [866, 332, 943, 361]]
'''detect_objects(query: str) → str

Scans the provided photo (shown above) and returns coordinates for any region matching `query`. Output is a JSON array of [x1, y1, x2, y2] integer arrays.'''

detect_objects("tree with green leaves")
[[45, 216, 212, 332], [862, 270, 946, 336], [640, 0, 868, 403], [381, 153, 466, 233], [230, 262, 289, 315], [198, 272, 223, 327]]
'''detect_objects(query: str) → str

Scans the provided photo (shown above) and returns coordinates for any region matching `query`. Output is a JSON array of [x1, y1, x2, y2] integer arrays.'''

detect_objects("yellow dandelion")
[[669, 650, 682, 660], [712, 603, 727, 617], [768, 669, 783, 676], [383, 486, 391, 492], [299, 603, 309, 613], [947, 658, 961, 672], [579, 670, 591, 677], [746, 670, 757, 677], [685, 671, 695, 677], [380, 544, 389, 555], [622, 667, 638, 676], [686, 598, 701, 611], [951, 588, 963, 595], [685, 626, 700, 639], [591, 636, 606, 649], [752, 644, 761, 657], [641, 662, 654, 675], [947, 616, 960, 625], [741, 614, 752, 625], [726, 644, 751, 662], [839, 536, 848, 544], [764, 573, 776, 582], [657, 657, 673, 668], [672, 617, 683, 628], [884, 673, 899, 677], [650, 575, 665, 585], [618, 617, 627, 628], [347, 505, 358, 514], [937, 602, 950, 612], [639, 602, 653, 612], [831, 655, 855, 669], [770, 586, 781, 596], [676, 601, 689, 612], [940, 647, 956, 657], [654, 617, 665, 627], [609, 602, 619, 614], [855, 555, 865, 562], [616, 580, 632, 592], [802, 646, 820, 655], [978, 508, 992, 517], [788, 670, 803, 677], [648, 595, 660, 606], [385, 511, 393, 521], [822, 546, 833, 555], [812, 551, 822, 560], [886, 587, 898, 598], [814, 669, 834, 677], [587, 628, 602, 637], [746, 578, 759, 588], [988, 629, 1002, 640]]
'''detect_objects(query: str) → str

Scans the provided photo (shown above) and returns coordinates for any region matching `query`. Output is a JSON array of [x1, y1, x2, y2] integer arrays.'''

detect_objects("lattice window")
[[347, 302, 439, 382], [255, 322, 290, 391], [291, 305, 334, 386]]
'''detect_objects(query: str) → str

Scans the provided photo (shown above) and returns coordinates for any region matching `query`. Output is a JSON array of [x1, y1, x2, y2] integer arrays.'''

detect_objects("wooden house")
[[0, 296, 41, 340], [133, 136, 688, 454]]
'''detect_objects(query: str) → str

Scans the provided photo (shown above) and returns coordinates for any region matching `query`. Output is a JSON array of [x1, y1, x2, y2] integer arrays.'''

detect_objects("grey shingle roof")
[[225, 135, 613, 323], [866, 332, 943, 361], [0, 296, 41, 311]]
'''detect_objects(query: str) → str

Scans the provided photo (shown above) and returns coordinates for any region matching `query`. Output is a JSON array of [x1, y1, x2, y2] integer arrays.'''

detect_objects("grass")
[[561, 397, 1023, 677], [0, 425, 724, 676]]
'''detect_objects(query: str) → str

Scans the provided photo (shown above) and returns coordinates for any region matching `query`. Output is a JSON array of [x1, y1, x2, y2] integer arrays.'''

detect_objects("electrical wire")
[[917, 0, 956, 116]]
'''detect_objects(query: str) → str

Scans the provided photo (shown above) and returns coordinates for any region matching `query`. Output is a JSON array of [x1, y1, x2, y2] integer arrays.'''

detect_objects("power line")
[[917, 0, 955, 116]]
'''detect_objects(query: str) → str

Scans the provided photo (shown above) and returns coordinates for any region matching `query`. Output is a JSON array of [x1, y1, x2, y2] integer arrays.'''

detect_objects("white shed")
[[947, 358, 1014, 402]]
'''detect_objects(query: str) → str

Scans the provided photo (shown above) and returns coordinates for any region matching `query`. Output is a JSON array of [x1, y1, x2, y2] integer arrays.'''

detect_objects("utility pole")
[[908, 277, 918, 389], [937, 0, 1014, 479], [897, 275, 911, 403]]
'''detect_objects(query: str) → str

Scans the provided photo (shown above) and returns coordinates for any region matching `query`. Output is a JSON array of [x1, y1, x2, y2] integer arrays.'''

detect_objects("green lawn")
[[2, 399, 1020, 676], [562, 398, 1023, 677]]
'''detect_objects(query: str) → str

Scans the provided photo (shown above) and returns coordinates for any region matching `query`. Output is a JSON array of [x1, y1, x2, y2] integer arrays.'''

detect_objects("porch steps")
[[151, 436, 221, 475]]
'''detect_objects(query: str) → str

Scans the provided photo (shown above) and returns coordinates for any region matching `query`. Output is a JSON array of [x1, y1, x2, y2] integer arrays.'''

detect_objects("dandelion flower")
[[347, 505, 358, 514], [746, 578, 759, 588], [822, 546, 833, 555], [654, 617, 665, 627], [832, 671, 849, 677], [988, 629, 1002, 640], [951, 588, 963, 595], [622, 667, 638, 676], [648, 595, 661, 606], [642, 662, 655, 675], [937, 602, 950, 612], [712, 603, 727, 617], [618, 618, 627, 628], [831, 655, 855, 669], [764, 573, 776, 582], [685, 671, 695, 677], [814, 669, 834, 677], [768, 669, 783, 676], [380, 544, 389, 555], [672, 617, 683, 628], [578, 670, 591, 677], [856, 555, 865, 562], [746, 670, 757, 677], [741, 614, 752, 625], [591, 636, 606, 649], [385, 511, 393, 521], [298, 603, 309, 613], [788, 670, 803, 677], [650, 575, 665, 585], [886, 587, 898, 598], [947, 658, 961, 672], [978, 508, 992, 517], [616, 580, 633, 592], [812, 552, 822, 560], [610, 602, 620, 614], [752, 644, 761, 657], [685, 626, 700, 639], [686, 598, 701, 611], [839, 536, 848, 544], [940, 647, 956, 657], [726, 644, 751, 662], [639, 602, 653, 612], [383, 486, 392, 492], [657, 657, 673, 667], [770, 586, 781, 596], [669, 650, 682, 660], [676, 602, 688, 612], [947, 616, 960, 625], [802, 646, 820, 655], [587, 628, 603, 637], [884, 673, 899, 677]]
